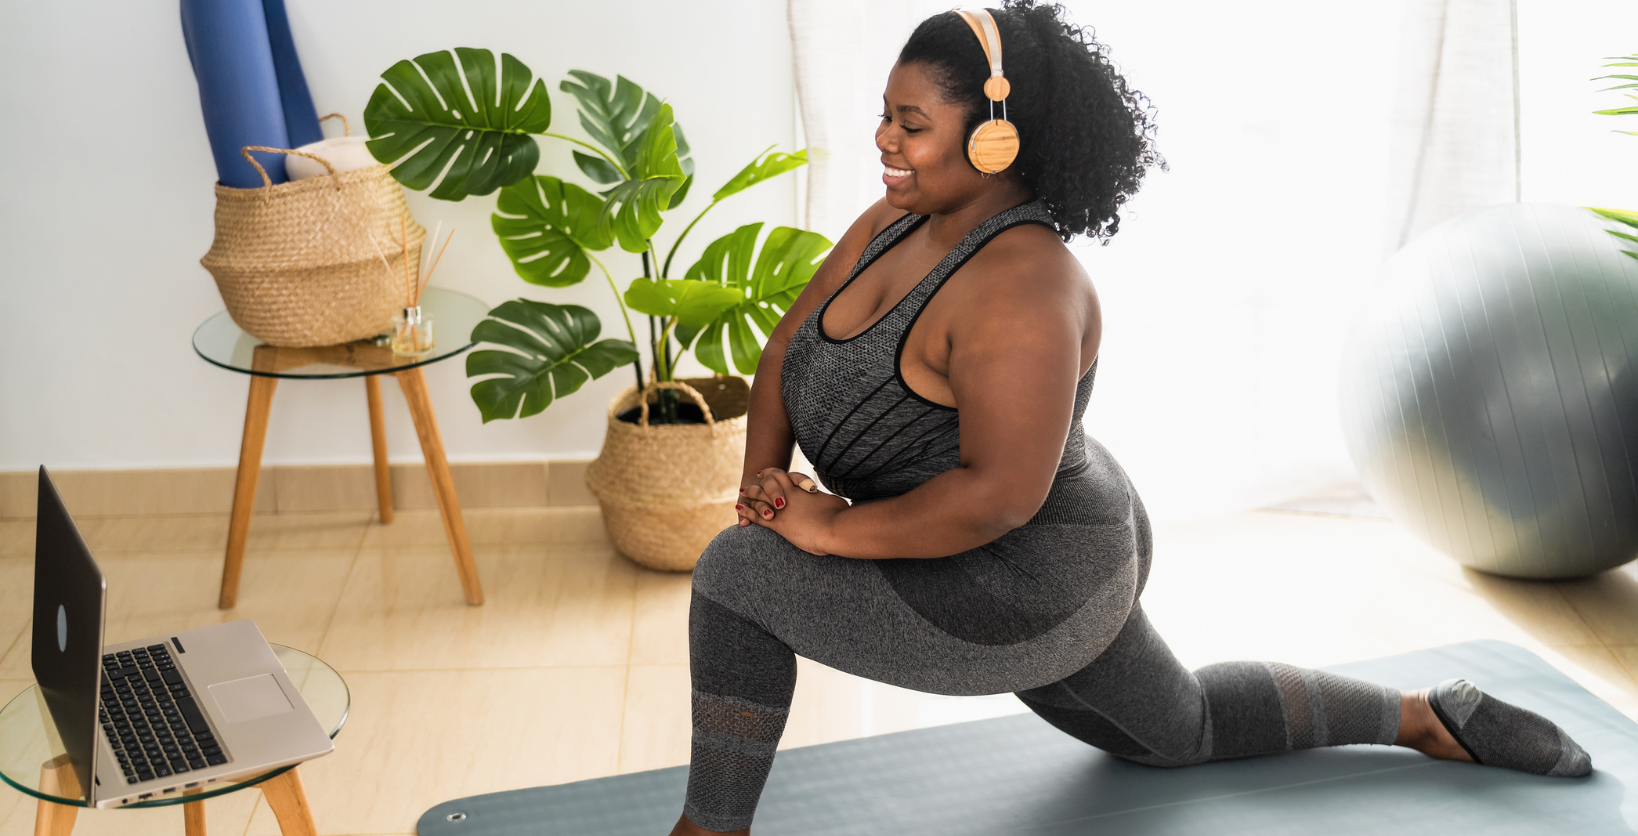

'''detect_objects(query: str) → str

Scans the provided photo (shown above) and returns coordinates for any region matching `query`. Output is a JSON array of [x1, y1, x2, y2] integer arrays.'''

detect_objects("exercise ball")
[[1340, 203, 1638, 579]]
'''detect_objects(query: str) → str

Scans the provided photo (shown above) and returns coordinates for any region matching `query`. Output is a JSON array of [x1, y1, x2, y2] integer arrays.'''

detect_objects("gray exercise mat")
[[418, 641, 1638, 834]]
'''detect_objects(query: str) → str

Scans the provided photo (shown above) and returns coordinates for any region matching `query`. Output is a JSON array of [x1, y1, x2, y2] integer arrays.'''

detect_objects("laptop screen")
[[31, 467, 106, 800]]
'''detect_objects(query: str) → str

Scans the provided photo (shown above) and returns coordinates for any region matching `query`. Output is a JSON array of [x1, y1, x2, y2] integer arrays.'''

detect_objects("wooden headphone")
[[955, 8, 1019, 174]]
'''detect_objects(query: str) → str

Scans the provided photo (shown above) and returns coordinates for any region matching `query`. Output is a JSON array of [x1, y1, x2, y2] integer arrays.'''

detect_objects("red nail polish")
[[735, 504, 744, 510], [739, 487, 745, 493], [774, 498, 784, 508], [763, 510, 772, 518]]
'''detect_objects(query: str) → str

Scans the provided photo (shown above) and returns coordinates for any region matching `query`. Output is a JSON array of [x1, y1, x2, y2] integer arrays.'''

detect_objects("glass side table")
[[193, 286, 489, 609], [0, 645, 348, 836]]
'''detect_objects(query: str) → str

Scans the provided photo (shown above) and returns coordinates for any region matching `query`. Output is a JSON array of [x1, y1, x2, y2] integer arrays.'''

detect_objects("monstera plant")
[[1590, 53, 1638, 260], [364, 49, 829, 424]]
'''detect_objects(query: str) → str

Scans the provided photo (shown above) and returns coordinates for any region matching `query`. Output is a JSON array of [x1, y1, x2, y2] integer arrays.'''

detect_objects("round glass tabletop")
[[0, 645, 348, 809], [192, 286, 489, 379]]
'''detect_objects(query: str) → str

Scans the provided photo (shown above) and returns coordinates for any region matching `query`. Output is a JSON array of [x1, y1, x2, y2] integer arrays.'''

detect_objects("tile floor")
[[4, 503, 1638, 835]]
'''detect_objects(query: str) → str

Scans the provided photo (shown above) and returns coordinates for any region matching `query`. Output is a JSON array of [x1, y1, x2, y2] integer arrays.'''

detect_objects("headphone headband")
[[954, 8, 1004, 85]]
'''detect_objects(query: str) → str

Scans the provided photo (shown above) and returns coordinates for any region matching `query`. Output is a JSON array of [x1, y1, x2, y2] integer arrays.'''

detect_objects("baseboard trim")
[[0, 460, 598, 519]]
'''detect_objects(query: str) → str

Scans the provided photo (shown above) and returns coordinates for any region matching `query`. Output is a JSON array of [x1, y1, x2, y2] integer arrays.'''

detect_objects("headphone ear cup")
[[968, 119, 1019, 174]]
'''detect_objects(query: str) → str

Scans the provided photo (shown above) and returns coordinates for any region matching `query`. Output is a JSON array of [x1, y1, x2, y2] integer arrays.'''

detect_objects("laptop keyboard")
[[99, 643, 230, 785]]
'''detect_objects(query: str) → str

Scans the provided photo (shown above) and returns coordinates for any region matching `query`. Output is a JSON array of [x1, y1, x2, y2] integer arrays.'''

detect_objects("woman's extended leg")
[[1016, 605, 1591, 776]]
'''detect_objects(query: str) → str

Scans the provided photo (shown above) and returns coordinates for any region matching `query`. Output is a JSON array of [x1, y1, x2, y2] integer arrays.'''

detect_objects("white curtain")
[[786, 0, 1520, 521]]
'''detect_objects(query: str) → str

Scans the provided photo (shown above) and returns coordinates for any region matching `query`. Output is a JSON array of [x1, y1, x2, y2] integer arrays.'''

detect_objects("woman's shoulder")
[[965, 221, 1087, 294]]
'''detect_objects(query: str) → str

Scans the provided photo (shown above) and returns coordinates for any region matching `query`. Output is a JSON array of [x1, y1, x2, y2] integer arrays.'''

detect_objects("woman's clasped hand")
[[736, 468, 850, 556]]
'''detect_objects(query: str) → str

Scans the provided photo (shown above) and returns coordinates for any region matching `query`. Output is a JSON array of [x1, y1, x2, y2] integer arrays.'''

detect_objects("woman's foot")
[[1397, 680, 1592, 777], [668, 812, 748, 836]]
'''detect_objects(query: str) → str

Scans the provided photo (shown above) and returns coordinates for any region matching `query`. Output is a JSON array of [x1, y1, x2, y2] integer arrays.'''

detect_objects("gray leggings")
[[685, 486, 1401, 833]]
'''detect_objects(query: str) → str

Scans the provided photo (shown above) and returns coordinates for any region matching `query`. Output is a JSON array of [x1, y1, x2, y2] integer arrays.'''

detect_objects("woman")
[[672, 3, 1590, 833]]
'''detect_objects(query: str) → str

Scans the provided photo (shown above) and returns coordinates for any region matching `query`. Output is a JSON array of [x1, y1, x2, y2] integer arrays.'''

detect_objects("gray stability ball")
[[1340, 203, 1638, 579]]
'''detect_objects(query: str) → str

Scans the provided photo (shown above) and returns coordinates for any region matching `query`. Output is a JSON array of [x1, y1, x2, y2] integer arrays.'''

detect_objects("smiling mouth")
[[885, 165, 914, 178]]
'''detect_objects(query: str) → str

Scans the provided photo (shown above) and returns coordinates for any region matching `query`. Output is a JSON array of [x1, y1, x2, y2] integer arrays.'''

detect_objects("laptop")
[[31, 466, 334, 808]]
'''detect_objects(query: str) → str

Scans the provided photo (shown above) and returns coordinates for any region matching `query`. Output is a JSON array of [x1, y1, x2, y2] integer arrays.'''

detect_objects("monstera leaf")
[[623, 278, 744, 329], [492, 176, 614, 287], [600, 103, 688, 252], [713, 147, 808, 202], [466, 300, 638, 422], [561, 71, 695, 209], [677, 224, 832, 374], [364, 48, 552, 201]]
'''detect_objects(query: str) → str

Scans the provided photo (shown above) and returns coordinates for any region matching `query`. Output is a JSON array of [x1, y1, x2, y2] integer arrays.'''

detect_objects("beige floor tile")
[[359, 507, 609, 548], [318, 543, 637, 671], [0, 549, 354, 679], [0, 523, 31, 559], [630, 569, 692, 666], [242, 667, 626, 836], [0, 777, 264, 836], [619, 664, 691, 774], [0, 561, 30, 659], [1536, 644, 1638, 719], [1557, 565, 1638, 646]]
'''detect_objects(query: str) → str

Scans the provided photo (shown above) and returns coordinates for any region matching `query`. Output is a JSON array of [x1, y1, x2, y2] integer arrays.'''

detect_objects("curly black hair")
[[897, 0, 1163, 242]]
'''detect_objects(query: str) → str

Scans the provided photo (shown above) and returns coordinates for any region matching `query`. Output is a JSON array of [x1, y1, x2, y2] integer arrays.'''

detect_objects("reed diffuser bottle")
[[376, 215, 453, 356]]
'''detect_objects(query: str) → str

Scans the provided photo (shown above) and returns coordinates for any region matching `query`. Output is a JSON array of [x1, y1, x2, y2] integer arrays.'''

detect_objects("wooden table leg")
[[220, 376, 278, 609], [183, 790, 206, 836], [365, 375, 394, 525], [395, 368, 484, 605], [34, 754, 79, 836], [260, 768, 316, 836]]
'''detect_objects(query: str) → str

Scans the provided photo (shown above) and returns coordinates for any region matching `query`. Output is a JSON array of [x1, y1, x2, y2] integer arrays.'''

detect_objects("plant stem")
[[588, 250, 643, 392], [641, 248, 678, 423], [661, 199, 720, 279], [541, 133, 630, 179]]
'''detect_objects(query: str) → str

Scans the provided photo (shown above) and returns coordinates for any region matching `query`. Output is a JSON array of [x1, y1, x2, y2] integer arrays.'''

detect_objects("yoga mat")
[[261, 0, 322, 148], [181, 0, 322, 186], [417, 642, 1638, 834]]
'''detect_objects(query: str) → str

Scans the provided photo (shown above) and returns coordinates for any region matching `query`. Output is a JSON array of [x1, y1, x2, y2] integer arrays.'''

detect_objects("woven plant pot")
[[201, 145, 422, 348], [586, 376, 750, 571]]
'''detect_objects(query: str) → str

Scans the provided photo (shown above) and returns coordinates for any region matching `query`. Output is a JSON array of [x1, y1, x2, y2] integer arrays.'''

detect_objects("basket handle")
[[614, 381, 718, 431], [239, 146, 339, 191], [319, 112, 351, 136]]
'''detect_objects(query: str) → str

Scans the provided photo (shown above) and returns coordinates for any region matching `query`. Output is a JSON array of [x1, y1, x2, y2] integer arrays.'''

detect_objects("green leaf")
[[492, 176, 614, 288], [573, 151, 623, 184], [712, 146, 809, 202], [677, 224, 832, 375], [623, 278, 744, 328], [364, 48, 552, 201], [465, 300, 637, 422], [1595, 106, 1638, 116], [559, 71, 694, 189], [1589, 207, 1638, 231], [600, 103, 687, 252]]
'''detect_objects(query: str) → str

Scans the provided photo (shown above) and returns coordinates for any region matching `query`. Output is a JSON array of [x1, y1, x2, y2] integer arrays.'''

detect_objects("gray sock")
[[1427, 678, 1592, 777]]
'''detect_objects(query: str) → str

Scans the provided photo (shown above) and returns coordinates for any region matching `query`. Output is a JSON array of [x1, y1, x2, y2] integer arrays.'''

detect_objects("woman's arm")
[[738, 200, 905, 485], [744, 226, 1098, 558]]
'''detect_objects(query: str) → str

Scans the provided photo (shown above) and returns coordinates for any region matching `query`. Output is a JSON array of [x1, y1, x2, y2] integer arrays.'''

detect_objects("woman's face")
[[877, 61, 994, 214]]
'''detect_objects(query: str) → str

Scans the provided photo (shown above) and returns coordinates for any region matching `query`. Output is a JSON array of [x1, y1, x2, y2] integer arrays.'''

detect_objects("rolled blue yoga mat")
[[180, 0, 322, 187], [262, 0, 323, 148]]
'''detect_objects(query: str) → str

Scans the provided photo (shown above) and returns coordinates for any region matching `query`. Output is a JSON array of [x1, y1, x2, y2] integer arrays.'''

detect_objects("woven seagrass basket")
[[586, 376, 750, 571], [201, 145, 422, 348]]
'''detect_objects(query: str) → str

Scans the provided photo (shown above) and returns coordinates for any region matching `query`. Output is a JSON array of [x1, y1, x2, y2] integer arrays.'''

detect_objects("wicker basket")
[[586, 376, 751, 571], [200, 145, 422, 348]]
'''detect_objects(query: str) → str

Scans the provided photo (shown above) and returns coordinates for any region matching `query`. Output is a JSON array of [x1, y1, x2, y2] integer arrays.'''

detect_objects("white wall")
[[0, 0, 796, 470]]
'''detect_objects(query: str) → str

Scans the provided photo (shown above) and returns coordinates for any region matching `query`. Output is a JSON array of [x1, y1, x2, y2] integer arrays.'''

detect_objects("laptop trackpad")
[[209, 674, 293, 723]]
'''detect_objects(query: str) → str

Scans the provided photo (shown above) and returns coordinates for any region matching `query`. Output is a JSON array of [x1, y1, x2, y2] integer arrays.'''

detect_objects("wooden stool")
[[192, 288, 491, 609]]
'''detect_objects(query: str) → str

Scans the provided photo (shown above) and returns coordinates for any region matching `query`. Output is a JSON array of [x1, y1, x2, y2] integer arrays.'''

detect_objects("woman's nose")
[[875, 124, 894, 152]]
